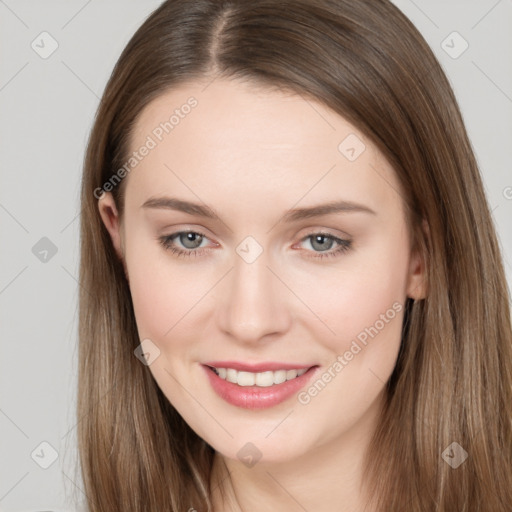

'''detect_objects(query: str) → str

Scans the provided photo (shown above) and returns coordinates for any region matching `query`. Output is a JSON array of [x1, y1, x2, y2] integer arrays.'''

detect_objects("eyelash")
[[157, 230, 352, 260]]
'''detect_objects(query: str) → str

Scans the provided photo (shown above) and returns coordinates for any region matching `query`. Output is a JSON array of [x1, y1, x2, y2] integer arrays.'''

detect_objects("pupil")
[[183, 232, 201, 248], [312, 235, 332, 251]]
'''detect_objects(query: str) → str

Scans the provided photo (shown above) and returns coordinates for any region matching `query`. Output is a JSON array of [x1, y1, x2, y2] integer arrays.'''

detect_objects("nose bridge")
[[218, 237, 290, 342]]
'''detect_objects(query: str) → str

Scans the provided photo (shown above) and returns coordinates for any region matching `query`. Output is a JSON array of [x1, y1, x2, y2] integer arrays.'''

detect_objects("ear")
[[405, 219, 429, 301], [97, 192, 128, 279]]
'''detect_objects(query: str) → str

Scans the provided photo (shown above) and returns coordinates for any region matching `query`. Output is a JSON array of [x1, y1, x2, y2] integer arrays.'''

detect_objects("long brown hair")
[[76, 0, 512, 509]]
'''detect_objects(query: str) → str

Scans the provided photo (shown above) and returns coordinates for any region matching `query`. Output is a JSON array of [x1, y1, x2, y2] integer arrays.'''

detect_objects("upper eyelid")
[[162, 222, 351, 239]]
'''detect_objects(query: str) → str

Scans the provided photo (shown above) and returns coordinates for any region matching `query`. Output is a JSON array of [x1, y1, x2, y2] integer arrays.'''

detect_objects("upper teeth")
[[212, 367, 308, 387]]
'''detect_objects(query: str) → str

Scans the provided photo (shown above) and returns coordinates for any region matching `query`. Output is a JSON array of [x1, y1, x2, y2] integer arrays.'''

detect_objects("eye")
[[158, 230, 352, 260], [296, 232, 352, 259], [158, 230, 212, 258]]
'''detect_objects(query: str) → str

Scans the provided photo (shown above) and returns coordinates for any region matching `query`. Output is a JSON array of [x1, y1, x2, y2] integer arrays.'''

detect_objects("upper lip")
[[203, 361, 316, 372]]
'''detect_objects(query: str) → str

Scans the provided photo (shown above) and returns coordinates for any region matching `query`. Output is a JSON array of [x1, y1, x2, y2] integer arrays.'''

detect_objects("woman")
[[77, 0, 512, 510]]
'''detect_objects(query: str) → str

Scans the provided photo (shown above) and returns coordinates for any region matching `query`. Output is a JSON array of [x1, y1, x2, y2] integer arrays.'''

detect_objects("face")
[[99, 78, 425, 465]]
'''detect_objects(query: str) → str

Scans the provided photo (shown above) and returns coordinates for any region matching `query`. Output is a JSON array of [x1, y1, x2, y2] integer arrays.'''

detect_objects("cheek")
[[127, 255, 210, 401], [128, 259, 206, 341], [123, 227, 201, 341], [295, 233, 409, 362], [127, 221, 409, 362]]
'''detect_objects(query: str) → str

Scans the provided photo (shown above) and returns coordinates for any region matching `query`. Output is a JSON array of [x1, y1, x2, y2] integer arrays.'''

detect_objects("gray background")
[[0, 1, 511, 510]]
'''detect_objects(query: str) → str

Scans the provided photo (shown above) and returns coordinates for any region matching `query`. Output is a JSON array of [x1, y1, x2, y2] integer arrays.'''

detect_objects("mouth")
[[206, 365, 310, 387], [201, 362, 319, 409]]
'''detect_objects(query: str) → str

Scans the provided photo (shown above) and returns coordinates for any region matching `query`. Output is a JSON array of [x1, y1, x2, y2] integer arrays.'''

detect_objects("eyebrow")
[[141, 196, 377, 222]]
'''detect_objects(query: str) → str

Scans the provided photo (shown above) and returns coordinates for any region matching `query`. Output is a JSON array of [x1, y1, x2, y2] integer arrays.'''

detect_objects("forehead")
[[124, 78, 403, 219]]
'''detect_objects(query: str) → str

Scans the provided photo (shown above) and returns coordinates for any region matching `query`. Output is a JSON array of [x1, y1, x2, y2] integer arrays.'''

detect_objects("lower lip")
[[202, 364, 319, 410]]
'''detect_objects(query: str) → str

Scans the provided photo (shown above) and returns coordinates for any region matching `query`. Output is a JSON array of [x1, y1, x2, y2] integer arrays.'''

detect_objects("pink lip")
[[201, 363, 319, 410], [203, 360, 313, 372]]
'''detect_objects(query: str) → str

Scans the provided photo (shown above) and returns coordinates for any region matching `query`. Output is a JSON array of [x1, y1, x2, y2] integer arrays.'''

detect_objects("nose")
[[216, 248, 292, 346]]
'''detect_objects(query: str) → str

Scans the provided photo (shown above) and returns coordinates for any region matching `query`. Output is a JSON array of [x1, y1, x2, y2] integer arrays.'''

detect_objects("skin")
[[98, 78, 427, 511]]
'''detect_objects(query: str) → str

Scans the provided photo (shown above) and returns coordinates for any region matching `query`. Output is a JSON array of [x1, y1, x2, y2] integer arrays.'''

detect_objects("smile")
[[209, 366, 308, 387], [202, 363, 319, 409]]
